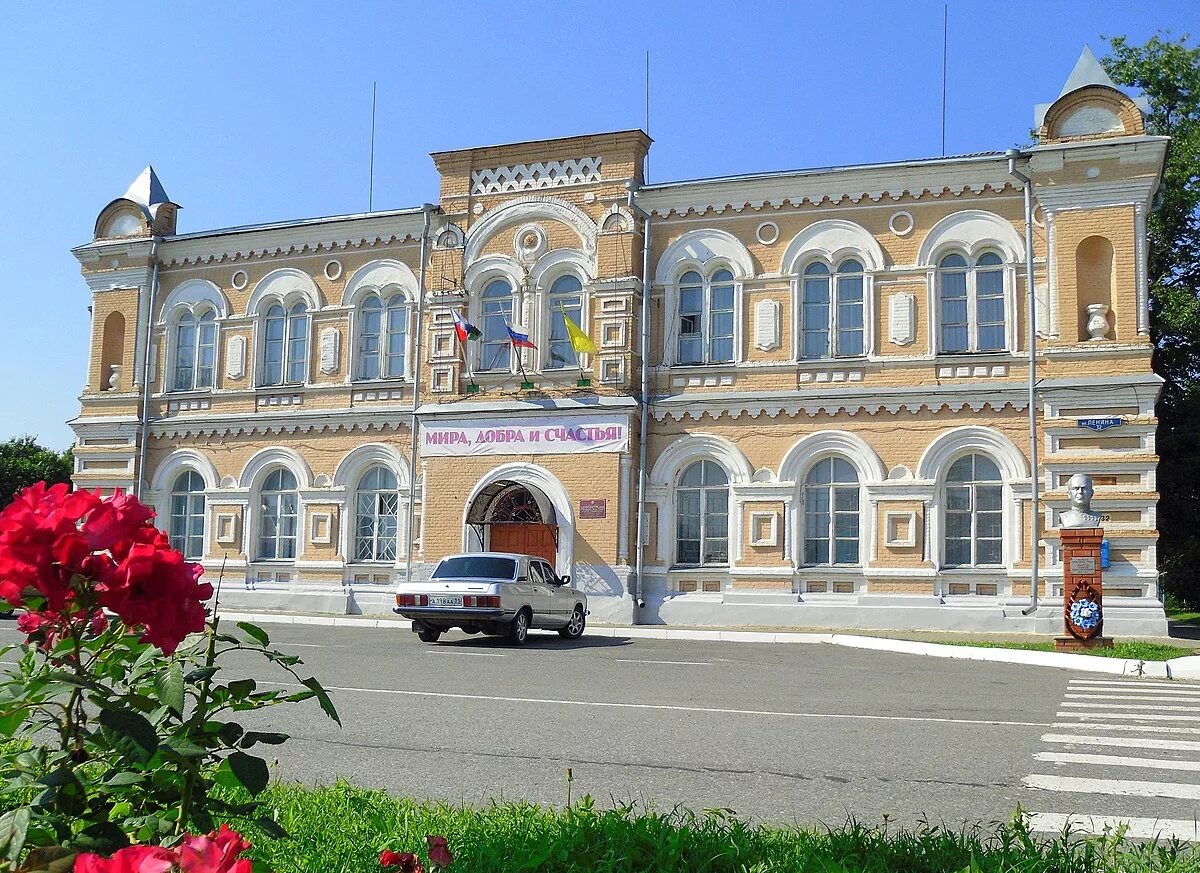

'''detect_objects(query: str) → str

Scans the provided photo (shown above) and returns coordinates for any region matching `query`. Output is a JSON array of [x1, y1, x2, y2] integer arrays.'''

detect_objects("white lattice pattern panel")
[[471, 157, 602, 195]]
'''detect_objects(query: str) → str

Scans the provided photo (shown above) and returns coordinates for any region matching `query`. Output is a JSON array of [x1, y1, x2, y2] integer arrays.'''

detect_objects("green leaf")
[[236, 621, 270, 647], [240, 731, 289, 748], [216, 721, 244, 746], [99, 708, 159, 764], [0, 806, 30, 863], [255, 815, 290, 840], [301, 676, 341, 726], [227, 678, 257, 699], [156, 661, 185, 715], [227, 752, 269, 796], [185, 666, 218, 684], [17, 846, 76, 873], [38, 768, 80, 789], [163, 736, 209, 758], [0, 707, 27, 738], [104, 772, 145, 787]]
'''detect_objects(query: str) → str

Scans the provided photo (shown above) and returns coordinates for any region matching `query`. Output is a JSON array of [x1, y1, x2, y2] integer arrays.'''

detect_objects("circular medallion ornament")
[[888, 211, 915, 237], [755, 221, 779, 245], [513, 223, 548, 265], [231, 270, 249, 290], [324, 260, 343, 281]]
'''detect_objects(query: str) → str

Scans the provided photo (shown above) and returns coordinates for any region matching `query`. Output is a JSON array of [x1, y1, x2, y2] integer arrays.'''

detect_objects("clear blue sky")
[[0, 1, 1192, 450]]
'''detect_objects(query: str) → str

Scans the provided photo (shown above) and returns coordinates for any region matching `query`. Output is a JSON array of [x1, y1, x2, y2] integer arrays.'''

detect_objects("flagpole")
[[509, 321, 533, 390]]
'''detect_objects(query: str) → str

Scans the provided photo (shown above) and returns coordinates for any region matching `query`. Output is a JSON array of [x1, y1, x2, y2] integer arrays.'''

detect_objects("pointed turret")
[[1035, 46, 1147, 143], [93, 165, 180, 239]]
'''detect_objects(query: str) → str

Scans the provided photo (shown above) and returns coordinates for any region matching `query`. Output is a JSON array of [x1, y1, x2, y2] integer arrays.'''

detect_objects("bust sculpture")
[[1060, 473, 1103, 529]]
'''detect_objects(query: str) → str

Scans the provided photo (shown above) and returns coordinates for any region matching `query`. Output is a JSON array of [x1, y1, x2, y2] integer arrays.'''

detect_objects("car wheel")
[[417, 627, 442, 644], [506, 609, 531, 646], [558, 605, 586, 639]]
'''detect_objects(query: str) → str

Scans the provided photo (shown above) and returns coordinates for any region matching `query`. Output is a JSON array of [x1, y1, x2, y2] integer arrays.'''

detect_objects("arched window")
[[480, 279, 514, 371], [938, 252, 1006, 354], [261, 302, 309, 386], [677, 268, 735, 365], [547, 274, 584, 369], [173, 310, 217, 391], [800, 260, 865, 359], [258, 468, 299, 561], [943, 453, 1003, 567], [168, 470, 206, 559], [355, 294, 409, 381], [803, 457, 860, 565], [355, 466, 399, 562], [675, 460, 729, 566]]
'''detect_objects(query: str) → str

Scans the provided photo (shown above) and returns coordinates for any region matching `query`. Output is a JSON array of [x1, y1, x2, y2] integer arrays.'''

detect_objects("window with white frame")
[[943, 453, 1003, 567], [479, 279, 514, 372], [677, 268, 735, 365], [258, 467, 299, 561], [546, 274, 583, 369], [675, 460, 729, 566], [937, 252, 1006, 353], [261, 302, 309, 386], [172, 309, 218, 392], [168, 470, 206, 559], [800, 260, 865, 359], [354, 466, 399, 562], [802, 457, 860, 565], [355, 293, 409, 380]]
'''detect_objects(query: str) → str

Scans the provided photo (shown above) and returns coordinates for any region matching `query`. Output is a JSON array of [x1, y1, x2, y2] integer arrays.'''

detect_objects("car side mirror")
[[559, 574, 570, 587]]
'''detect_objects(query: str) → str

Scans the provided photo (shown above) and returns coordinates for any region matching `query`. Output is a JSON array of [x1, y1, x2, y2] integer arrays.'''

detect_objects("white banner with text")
[[420, 416, 630, 457]]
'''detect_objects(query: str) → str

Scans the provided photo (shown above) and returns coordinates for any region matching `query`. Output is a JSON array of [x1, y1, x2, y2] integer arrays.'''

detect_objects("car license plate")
[[428, 595, 463, 608]]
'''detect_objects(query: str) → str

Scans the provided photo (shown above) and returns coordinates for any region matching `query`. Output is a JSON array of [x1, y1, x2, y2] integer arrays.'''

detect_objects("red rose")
[[380, 851, 423, 872], [15, 611, 44, 635], [74, 844, 175, 873], [83, 489, 156, 552], [426, 836, 452, 869], [178, 823, 253, 873], [96, 536, 212, 654]]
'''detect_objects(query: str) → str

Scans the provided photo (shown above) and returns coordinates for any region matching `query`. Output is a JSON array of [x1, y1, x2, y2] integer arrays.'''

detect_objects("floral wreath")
[[1070, 597, 1101, 631]]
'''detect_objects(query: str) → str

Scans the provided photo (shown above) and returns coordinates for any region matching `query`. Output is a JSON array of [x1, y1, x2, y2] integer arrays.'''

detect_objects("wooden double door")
[[489, 522, 558, 567]]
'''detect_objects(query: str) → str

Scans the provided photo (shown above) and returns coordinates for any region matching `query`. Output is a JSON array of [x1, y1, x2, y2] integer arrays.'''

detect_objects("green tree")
[[0, 435, 73, 507], [1103, 34, 1200, 604]]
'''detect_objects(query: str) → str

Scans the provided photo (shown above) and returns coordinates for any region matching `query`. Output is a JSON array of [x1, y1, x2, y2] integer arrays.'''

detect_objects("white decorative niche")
[[888, 293, 916, 346], [214, 513, 238, 546], [749, 511, 778, 547], [226, 336, 246, 379], [754, 299, 781, 351], [884, 511, 917, 548], [319, 327, 340, 375], [309, 512, 333, 545]]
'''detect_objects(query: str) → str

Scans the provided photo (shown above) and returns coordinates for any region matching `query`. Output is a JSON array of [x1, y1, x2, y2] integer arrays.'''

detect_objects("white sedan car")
[[394, 552, 588, 645]]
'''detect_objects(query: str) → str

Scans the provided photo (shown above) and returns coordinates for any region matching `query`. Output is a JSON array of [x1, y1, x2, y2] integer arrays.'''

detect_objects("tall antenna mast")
[[941, 5, 948, 156], [368, 81, 377, 212], [645, 49, 651, 181]]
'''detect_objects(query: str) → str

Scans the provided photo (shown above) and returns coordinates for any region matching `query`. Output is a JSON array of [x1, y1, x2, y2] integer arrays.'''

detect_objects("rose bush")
[[0, 483, 340, 871]]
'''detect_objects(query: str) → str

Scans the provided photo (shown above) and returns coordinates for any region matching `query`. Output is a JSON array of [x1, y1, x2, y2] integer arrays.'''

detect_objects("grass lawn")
[[230, 781, 1200, 872], [943, 639, 1194, 661]]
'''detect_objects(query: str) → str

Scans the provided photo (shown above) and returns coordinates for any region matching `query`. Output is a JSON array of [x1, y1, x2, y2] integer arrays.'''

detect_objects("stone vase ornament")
[[1085, 303, 1110, 341], [107, 364, 120, 391]]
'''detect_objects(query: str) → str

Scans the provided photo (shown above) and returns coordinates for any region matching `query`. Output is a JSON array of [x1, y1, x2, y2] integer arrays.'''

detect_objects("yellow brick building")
[[69, 50, 1168, 633]]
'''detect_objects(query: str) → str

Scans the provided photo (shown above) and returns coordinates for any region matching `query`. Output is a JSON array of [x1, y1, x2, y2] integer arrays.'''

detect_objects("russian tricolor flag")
[[506, 323, 536, 349]]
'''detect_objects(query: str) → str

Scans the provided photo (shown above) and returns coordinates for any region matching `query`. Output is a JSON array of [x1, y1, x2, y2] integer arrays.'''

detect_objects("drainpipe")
[[404, 204, 435, 583], [135, 235, 163, 498], [1007, 149, 1040, 617], [627, 184, 652, 618]]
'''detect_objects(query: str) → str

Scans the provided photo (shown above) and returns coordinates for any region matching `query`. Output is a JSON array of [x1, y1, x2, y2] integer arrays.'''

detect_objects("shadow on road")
[[1169, 621, 1200, 641], [433, 633, 634, 651]]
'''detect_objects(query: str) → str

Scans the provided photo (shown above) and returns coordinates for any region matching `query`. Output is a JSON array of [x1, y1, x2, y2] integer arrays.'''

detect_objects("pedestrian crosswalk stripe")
[[1024, 774, 1200, 799], [1042, 732, 1200, 752], [1064, 692, 1200, 702], [1061, 701, 1200, 712], [1033, 750, 1200, 771], [1028, 813, 1200, 841], [1057, 711, 1200, 722], [1069, 680, 1191, 690], [1054, 721, 1200, 735]]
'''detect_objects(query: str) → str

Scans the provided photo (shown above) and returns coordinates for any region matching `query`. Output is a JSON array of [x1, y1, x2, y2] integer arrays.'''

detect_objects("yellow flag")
[[564, 314, 597, 355]]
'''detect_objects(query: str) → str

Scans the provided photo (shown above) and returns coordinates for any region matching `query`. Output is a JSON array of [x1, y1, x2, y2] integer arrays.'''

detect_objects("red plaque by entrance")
[[1056, 527, 1113, 650], [579, 499, 607, 519]]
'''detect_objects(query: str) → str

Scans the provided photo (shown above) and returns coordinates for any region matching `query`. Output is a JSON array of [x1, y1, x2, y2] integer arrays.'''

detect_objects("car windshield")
[[432, 556, 517, 581]]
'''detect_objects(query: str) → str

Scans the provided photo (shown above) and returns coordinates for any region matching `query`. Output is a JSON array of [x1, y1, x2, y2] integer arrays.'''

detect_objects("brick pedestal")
[[1056, 527, 1113, 651]]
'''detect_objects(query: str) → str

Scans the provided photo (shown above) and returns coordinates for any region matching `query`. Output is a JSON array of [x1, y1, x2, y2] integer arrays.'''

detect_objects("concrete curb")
[[216, 610, 1188, 679]]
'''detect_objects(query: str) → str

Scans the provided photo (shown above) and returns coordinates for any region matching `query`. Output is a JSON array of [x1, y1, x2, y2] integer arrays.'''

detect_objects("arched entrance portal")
[[466, 480, 558, 566]]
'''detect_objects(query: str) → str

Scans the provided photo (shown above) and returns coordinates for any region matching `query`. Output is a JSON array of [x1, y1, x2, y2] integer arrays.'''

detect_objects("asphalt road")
[[8, 620, 1198, 834]]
